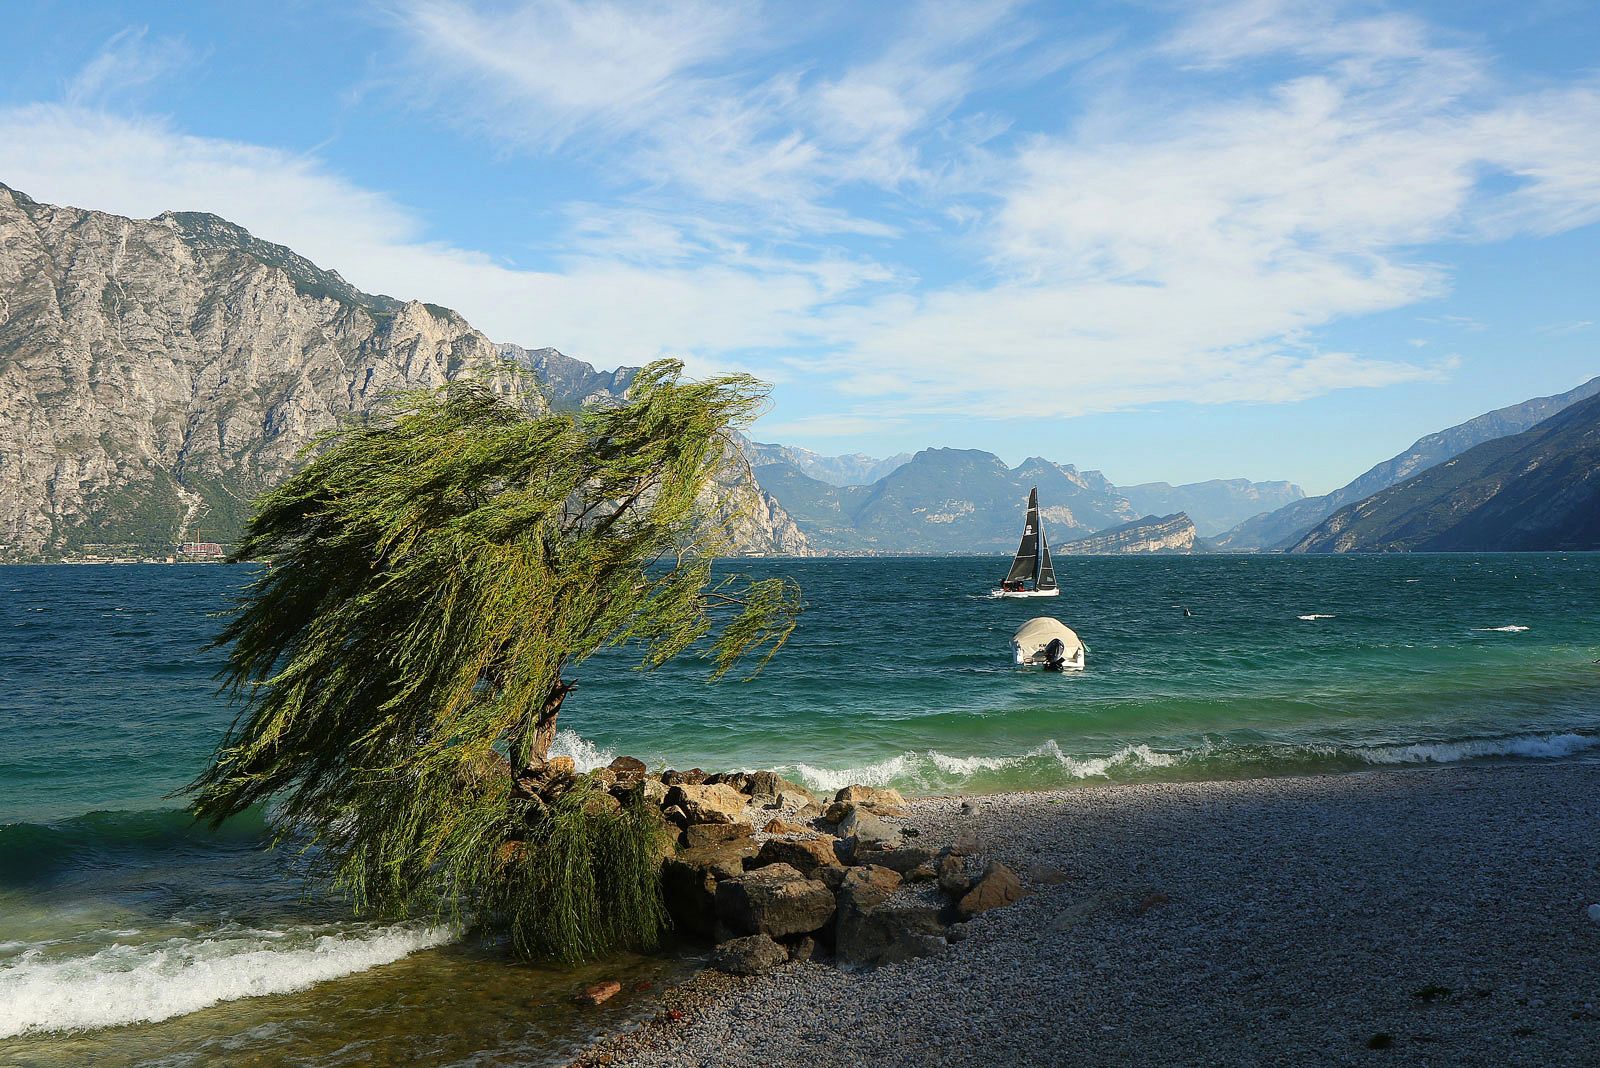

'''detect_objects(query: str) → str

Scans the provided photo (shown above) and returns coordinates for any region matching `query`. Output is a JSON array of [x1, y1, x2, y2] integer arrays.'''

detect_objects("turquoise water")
[[3, 556, 1599, 1062]]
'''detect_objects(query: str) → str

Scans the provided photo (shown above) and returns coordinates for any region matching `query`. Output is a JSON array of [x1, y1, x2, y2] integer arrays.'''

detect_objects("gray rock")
[[855, 843, 933, 874], [935, 851, 971, 895], [683, 821, 754, 850], [753, 836, 839, 877], [836, 899, 946, 968], [660, 840, 761, 937], [709, 933, 789, 976], [715, 864, 836, 938]]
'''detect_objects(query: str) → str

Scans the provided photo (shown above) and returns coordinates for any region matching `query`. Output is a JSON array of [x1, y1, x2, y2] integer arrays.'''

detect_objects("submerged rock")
[[576, 980, 622, 1005]]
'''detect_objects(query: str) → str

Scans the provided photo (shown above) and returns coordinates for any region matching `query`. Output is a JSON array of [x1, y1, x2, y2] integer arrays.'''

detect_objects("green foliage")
[[59, 467, 184, 553], [188, 360, 799, 960], [496, 781, 672, 963]]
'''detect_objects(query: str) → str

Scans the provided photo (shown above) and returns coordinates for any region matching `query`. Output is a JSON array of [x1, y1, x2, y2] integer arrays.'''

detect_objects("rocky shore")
[[566, 760, 1600, 1067]]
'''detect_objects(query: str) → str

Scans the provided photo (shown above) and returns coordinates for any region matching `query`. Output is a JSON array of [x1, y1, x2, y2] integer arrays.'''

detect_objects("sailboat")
[[989, 486, 1060, 598]]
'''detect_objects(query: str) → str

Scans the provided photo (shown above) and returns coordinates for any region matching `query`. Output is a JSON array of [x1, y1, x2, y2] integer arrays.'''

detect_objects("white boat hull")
[[1011, 617, 1085, 669], [989, 587, 1060, 599]]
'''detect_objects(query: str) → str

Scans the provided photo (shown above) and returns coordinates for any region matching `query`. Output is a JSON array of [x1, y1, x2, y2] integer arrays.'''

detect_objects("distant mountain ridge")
[[1215, 375, 1600, 551], [0, 184, 805, 560], [1115, 479, 1303, 537], [742, 441, 911, 487], [754, 447, 1141, 553], [1290, 391, 1600, 552]]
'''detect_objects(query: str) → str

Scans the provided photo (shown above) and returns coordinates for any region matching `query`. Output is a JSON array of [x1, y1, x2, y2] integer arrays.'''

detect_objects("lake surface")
[[4, 555, 1599, 1063]]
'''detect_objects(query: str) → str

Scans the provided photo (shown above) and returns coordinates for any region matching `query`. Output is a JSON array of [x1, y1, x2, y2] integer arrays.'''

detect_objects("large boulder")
[[608, 755, 647, 785], [747, 770, 784, 797], [832, 866, 944, 968], [710, 933, 789, 976], [835, 809, 900, 863], [683, 822, 753, 850], [834, 784, 905, 807], [957, 861, 1029, 919], [855, 843, 932, 874], [661, 839, 761, 937], [716, 863, 836, 939], [753, 836, 839, 878], [935, 851, 971, 896], [665, 783, 747, 825], [834, 865, 903, 912], [774, 788, 816, 811]]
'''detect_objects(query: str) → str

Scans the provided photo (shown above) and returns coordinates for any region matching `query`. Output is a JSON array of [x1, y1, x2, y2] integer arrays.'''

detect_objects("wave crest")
[[0, 921, 453, 1038]]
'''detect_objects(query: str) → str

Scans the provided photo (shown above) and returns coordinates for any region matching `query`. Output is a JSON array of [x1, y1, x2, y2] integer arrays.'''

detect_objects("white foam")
[[548, 729, 616, 773], [1359, 732, 1600, 766], [1473, 625, 1529, 632], [1298, 614, 1336, 620], [786, 753, 919, 792], [794, 740, 1186, 791], [0, 922, 452, 1038]]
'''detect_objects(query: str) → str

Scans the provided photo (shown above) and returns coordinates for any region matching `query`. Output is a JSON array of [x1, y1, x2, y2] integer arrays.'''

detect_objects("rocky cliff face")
[[0, 185, 806, 560], [1055, 513, 1197, 555]]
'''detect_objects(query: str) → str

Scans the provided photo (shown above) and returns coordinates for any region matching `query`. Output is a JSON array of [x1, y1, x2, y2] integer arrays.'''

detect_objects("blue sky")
[[1, 0, 1597, 494]]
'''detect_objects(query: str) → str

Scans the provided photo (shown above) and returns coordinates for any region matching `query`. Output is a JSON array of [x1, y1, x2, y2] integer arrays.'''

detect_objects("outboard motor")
[[1043, 637, 1067, 672]]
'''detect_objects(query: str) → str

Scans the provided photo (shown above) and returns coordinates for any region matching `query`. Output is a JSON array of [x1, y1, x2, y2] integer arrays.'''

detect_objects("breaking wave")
[[775, 731, 1600, 795], [1297, 614, 1336, 620], [0, 921, 453, 1038], [548, 729, 616, 773], [1474, 625, 1530, 632]]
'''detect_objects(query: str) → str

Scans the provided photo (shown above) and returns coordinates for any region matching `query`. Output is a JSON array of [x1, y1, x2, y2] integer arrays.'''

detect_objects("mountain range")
[[0, 184, 803, 561], [1214, 375, 1600, 551], [1290, 391, 1600, 552], [3, 183, 1592, 560]]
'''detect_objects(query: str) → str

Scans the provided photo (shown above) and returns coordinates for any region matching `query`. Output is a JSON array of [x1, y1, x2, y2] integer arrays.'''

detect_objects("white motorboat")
[[1011, 617, 1085, 670]]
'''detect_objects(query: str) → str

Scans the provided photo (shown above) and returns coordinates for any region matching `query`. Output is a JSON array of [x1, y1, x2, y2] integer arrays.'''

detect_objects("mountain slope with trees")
[[1215, 375, 1600, 551], [1290, 392, 1600, 552]]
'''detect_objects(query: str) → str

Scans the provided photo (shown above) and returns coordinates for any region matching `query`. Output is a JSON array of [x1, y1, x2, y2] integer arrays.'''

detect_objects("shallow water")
[[2, 555, 1598, 1062]]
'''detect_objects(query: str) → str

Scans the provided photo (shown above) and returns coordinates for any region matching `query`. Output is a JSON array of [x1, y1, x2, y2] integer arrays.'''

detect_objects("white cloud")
[[4, 0, 1600, 431], [64, 27, 194, 107]]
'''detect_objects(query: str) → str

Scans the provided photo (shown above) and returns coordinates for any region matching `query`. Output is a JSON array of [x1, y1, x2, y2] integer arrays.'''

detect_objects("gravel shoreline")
[[568, 760, 1600, 1067]]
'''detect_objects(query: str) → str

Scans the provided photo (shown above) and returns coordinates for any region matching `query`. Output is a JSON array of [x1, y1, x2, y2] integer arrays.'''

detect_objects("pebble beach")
[[570, 760, 1600, 1067]]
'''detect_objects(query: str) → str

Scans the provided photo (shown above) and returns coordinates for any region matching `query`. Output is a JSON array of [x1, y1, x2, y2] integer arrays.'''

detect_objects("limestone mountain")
[[1215, 375, 1600, 551], [1115, 479, 1303, 538], [1289, 391, 1600, 553], [1055, 513, 1198, 555], [754, 447, 1140, 553], [0, 184, 805, 560]]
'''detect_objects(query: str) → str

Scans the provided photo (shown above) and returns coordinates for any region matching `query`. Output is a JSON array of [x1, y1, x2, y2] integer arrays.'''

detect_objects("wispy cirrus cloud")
[[64, 26, 194, 107]]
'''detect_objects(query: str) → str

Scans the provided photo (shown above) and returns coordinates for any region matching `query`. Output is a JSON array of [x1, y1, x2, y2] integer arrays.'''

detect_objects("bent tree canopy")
[[189, 360, 801, 960]]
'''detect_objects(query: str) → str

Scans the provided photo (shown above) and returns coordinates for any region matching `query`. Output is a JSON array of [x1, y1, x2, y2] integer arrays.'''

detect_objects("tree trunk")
[[526, 680, 576, 766]]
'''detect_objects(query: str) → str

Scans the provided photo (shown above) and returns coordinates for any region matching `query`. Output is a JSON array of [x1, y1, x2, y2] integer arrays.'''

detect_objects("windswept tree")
[[189, 360, 801, 961]]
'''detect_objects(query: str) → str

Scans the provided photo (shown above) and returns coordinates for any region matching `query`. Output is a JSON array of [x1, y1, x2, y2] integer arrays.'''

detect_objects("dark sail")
[[1004, 487, 1041, 583], [1036, 518, 1058, 590]]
